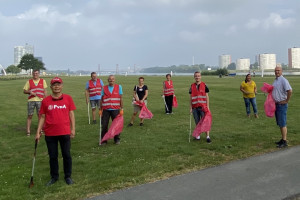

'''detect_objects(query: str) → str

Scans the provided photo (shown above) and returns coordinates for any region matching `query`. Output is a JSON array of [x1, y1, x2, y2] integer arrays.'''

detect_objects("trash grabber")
[[29, 139, 38, 188], [162, 95, 169, 113], [88, 102, 91, 124], [189, 113, 192, 143]]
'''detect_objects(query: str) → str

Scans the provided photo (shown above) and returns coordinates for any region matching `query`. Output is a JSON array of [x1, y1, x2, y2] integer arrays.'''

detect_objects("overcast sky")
[[0, 0, 299, 71]]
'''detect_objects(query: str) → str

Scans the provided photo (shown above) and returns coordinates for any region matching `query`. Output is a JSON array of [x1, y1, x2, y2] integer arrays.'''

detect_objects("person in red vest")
[[162, 74, 175, 114], [100, 75, 123, 145], [35, 77, 76, 186], [189, 71, 211, 143], [23, 69, 47, 136], [85, 72, 104, 124]]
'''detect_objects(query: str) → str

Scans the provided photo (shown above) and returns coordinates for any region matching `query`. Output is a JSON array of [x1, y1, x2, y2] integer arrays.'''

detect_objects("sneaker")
[[127, 123, 133, 127], [194, 135, 200, 140], [46, 178, 58, 186], [100, 141, 107, 146], [140, 123, 144, 126], [65, 177, 74, 185], [115, 140, 120, 145], [275, 139, 284, 145], [277, 140, 288, 148], [254, 114, 259, 118], [206, 137, 211, 143], [93, 120, 97, 124]]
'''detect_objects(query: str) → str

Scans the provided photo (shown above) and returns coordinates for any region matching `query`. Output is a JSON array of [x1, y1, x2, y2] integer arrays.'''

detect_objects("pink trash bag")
[[192, 107, 212, 138], [101, 114, 124, 144], [172, 96, 178, 108], [139, 104, 153, 119], [260, 83, 276, 118]]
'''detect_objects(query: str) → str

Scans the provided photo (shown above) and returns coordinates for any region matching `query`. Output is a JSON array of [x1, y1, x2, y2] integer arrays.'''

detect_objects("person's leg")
[[192, 107, 202, 139], [164, 96, 169, 114], [59, 135, 72, 179], [45, 136, 59, 180], [27, 102, 35, 135], [130, 105, 139, 124], [250, 97, 258, 117], [276, 104, 288, 147], [90, 100, 97, 122], [101, 109, 110, 143], [243, 98, 250, 117], [111, 110, 120, 143]]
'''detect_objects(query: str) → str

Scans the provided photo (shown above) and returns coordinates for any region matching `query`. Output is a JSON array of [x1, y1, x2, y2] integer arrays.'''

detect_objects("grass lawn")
[[0, 75, 299, 200]]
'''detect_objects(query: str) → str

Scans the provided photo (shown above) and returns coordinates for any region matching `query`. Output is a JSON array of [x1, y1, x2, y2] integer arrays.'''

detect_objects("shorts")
[[27, 101, 42, 116], [275, 103, 288, 127], [90, 100, 100, 109], [133, 100, 147, 113]]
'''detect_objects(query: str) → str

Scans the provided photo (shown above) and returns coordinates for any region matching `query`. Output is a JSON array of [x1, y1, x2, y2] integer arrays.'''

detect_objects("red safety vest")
[[88, 79, 102, 97], [28, 79, 45, 99], [102, 85, 121, 110], [191, 82, 207, 108], [163, 80, 174, 96]]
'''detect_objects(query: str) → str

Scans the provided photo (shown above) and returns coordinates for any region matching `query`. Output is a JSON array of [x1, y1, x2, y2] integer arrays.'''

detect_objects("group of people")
[[23, 66, 292, 186]]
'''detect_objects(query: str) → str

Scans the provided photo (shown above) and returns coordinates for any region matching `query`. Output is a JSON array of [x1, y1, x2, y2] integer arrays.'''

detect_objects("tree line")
[[6, 54, 45, 74]]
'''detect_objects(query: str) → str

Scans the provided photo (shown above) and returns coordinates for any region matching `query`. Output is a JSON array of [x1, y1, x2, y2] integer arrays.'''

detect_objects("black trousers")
[[164, 95, 173, 113], [45, 135, 72, 180], [101, 109, 120, 143]]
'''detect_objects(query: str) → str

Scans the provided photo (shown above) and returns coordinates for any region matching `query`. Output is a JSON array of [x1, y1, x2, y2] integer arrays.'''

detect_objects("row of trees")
[[6, 54, 45, 74]]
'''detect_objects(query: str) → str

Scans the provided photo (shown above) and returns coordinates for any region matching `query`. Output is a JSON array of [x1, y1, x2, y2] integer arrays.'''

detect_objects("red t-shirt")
[[39, 94, 76, 136]]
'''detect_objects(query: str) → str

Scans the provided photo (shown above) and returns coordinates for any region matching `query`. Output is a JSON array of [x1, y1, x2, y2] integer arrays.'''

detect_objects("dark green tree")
[[17, 54, 45, 71], [227, 62, 236, 70], [6, 65, 21, 74]]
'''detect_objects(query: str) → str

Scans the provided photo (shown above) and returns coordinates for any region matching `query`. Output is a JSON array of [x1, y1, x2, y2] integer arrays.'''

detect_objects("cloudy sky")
[[0, 0, 299, 71]]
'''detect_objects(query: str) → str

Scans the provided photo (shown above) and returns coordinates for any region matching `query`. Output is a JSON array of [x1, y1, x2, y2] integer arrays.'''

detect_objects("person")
[[128, 77, 148, 126], [23, 69, 48, 136], [100, 75, 123, 145], [272, 66, 292, 148], [189, 71, 211, 143], [85, 72, 104, 124], [35, 77, 76, 186], [162, 74, 175, 114], [240, 74, 258, 118]]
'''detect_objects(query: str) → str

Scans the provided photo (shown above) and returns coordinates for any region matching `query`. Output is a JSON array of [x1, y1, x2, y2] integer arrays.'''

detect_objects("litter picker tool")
[[88, 102, 91, 124], [29, 139, 38, 188]]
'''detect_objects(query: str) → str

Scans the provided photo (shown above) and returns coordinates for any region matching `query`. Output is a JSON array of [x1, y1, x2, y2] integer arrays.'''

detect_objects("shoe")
[[26, 132, 30, 136], [93, 120, 97, 124], [46, 178, 58, 186], [100, 141, 107, 146], [206, 137, 211, 143], [115, 140, 120, 145], [277, 140, 288, 148], [127, 123, 133, 127], [254, 114, 259, 118], [275, 139, 283, 145], [140, 123, 144, 126], [65, 177, 74, 185], [166, 113, 170, 115], [194, 135, 200, 140]]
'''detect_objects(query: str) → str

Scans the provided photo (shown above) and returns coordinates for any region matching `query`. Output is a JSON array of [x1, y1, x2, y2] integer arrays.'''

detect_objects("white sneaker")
[[196, 135, 200, 140]]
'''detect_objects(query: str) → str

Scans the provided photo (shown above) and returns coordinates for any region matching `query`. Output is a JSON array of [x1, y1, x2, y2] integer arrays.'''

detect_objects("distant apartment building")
[[219, 54, 231, 68], [259, 53, 276, 70], [236, 58, 250, 70], [288, 47, 300, 69], [14, 43, 34, 66]]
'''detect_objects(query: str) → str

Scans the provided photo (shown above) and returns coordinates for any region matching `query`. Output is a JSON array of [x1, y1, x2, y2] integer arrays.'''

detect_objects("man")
[[85, 72, 104, 124], [23, 69, 47, 136], [35, 77, 76, 186], [100, 75, 123, 145], [272, 66, 292, 148], [189, 71, 211, 143]]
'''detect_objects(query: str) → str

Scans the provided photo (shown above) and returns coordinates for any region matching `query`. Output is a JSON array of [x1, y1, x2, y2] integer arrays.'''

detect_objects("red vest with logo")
[[191, 82, 207, 108], [88, 79, 102, 97], [163, 80, 174, 96], [102, 85, 121, 109], [28, 79, 45, 99]]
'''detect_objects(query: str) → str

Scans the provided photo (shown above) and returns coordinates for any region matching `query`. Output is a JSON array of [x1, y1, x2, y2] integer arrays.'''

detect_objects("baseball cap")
[[50, 77, 63, 85]]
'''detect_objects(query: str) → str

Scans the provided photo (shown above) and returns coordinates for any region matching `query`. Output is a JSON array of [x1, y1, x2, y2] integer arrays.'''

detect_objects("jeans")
[[275, 103, 288, 127], [101, 109, 120, 143], [45, 135, 72, 180], [243, 97, 257, 115], [192, 107, 205, 125]]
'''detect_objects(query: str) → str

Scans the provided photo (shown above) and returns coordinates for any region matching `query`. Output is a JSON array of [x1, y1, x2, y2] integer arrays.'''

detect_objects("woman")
[[240, 74, 258, 118], [163, 74, 175, 114], [128, 77, 148, 126]]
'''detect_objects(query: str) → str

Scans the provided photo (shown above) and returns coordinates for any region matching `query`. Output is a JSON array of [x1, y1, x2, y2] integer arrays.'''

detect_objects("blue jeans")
[[192, 107, 205, 125], [243, 97, 257, 115], [275, 103, 288, 127]]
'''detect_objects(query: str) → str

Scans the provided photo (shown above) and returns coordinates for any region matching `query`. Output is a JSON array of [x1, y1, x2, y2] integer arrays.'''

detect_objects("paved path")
[[88, 146, 300, 200]]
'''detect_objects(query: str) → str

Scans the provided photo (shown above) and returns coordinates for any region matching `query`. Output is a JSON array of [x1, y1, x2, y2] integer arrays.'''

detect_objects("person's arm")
[[142, 90, 148, 101], [280, 90, 292, 104], [35, 114, 45, 142], [69, 111, 75, 139]]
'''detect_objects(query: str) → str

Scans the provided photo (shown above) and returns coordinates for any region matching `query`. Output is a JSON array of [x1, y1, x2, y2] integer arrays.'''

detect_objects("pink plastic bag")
[[172, 96, 178, 108], [101, 114, 124, 144], [139, 104, 153, 119], [192, 108, 212, 138], [260, 82, 276, 118]]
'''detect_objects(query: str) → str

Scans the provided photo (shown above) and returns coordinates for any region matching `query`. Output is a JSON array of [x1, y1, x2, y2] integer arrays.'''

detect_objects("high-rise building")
[[288, 47, 300, 69], [219, 54, 231, 68], [259, 53, 276, 70], [236, 58, 250, 70], [14, 43, 34, 66]]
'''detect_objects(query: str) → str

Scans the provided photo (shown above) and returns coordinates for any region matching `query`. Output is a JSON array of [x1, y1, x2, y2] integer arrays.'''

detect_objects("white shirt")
[[272, 75, 292, 103]]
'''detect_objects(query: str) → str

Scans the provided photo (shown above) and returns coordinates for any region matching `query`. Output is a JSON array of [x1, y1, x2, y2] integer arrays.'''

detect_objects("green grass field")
[[0, 75, 299, 200]]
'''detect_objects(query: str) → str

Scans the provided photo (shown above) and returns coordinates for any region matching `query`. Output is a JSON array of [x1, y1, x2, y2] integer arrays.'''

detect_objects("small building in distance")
[[236, 58, 250, 70]]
